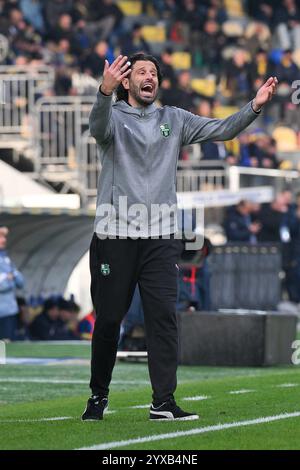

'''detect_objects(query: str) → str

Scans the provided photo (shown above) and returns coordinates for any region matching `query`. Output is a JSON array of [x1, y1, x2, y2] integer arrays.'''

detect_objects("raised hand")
[[253, 76, 278, 111], [100, 55, 131, 96]]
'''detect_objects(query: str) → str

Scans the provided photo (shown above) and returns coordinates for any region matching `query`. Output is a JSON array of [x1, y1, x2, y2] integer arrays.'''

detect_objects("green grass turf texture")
[[0, 342, 300, 450]]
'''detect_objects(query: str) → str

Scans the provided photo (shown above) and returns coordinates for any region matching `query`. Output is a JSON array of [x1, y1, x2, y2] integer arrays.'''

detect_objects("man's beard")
[[129, 82, 158, 106]]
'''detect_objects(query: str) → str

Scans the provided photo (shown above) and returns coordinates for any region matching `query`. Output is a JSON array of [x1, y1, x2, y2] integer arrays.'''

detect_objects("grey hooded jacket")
[[90, 91, 259, 237]]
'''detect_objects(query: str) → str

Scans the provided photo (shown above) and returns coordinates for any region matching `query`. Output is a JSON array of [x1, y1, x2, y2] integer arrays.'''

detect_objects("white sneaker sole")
[[149, 414, 199, 421]]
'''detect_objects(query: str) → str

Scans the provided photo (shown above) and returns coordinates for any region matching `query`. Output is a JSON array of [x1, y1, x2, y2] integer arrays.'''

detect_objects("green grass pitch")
[[1, 342, 300, 450]]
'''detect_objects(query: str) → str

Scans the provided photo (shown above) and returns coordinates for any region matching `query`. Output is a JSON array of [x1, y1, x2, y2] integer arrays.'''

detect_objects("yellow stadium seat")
[[292, 48, 300, 68], [224, 0, 244, 17], [272, 127, 298, 152], [141, 25, 166, 42], [225, 138, 240, 156], [222, 20, 244, 37], [117, 1, 142, 16], [191, 78, 216, 97], [279, 160, 293, 170], [171, 52, 191, 70], [213, 105, 239, 119]]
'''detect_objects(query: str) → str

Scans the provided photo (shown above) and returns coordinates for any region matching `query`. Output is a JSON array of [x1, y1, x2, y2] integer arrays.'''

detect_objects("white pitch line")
[[276, 383, 299, 388], [229, 389, 255, 395], [0, 416, 73, 423], [182, 395, 210, 401], [77, 411, 300, 450], [0, 378, 148, 385]]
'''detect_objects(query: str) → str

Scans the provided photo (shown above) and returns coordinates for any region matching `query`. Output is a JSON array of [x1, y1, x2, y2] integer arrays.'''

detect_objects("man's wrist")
[[99, 84, 113, 96], [251, 98, 262, 114]]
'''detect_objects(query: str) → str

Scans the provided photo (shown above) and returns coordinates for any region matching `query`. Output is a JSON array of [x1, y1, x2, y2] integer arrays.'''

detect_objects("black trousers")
[[89, 232, 183, 405]]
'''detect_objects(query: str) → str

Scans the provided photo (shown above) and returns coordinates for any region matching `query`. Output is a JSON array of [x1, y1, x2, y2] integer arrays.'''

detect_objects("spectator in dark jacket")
[[57, 298, 80, 339], [121, 23, 151, 56], [274, 0, 300, 50], [256, 193, 290, 242], [81, 40, 108, 77], [286, 191, 300, 301], [224, 200, 261, 243], [160, 48, 177, 85], [275, 49, 299, 85], [29, 298, 61, 340]]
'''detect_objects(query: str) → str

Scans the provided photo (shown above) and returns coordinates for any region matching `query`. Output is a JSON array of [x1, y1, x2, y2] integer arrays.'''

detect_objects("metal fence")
[[0, 66, 54, 136], [78, 130, 101, 204], [34, 96, 95, 173], [176, 161, 228, 192], [227, 166, 300, 193]]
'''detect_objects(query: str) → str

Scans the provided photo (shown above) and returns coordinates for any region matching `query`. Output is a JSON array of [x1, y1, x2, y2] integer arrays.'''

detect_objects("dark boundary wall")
[[177, 311, 297, 366]]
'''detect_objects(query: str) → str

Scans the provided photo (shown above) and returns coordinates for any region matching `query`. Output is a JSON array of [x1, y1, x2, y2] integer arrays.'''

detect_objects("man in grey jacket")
[[0, 226, 24, 340], [82, 53, 278, 421]]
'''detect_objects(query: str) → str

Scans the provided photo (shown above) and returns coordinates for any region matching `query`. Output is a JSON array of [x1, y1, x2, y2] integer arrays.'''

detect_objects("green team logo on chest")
[[100, 263, 110, 276], [160, 123, 171, 137]]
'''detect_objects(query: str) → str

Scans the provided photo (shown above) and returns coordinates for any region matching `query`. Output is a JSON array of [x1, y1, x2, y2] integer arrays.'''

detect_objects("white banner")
[[177, 186, 274, 209]]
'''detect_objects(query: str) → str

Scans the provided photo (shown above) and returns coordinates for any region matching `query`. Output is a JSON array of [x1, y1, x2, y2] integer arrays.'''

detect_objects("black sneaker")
[[81, 396, 108, 421], [149, 399, 199, 421]]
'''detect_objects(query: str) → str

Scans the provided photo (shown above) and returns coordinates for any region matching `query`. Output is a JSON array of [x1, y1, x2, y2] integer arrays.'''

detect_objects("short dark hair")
[[116, 53, 162, 102]]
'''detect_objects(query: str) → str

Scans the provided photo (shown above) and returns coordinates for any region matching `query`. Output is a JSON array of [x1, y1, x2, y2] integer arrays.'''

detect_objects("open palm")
[[255, 77, 278, 108]]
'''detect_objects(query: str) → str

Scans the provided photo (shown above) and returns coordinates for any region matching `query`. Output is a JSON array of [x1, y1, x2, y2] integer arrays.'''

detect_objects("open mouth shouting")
[[140, 82, 155, 98]]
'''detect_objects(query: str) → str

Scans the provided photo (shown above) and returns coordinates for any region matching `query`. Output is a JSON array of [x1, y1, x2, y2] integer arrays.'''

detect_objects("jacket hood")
[[113, 99, 158, 116]]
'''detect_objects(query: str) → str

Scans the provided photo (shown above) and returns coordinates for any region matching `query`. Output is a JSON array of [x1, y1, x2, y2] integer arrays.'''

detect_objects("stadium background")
[[1, 0, 300, 450]]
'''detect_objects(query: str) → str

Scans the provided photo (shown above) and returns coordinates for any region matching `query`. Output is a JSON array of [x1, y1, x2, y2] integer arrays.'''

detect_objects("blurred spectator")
[[81, 40, 110, 77], [177, 236, 211, 311], [244, 21, 272, 55], [0, 227, 25, 341], [238, 133, 252, 167], [201, 141, 230, 161], [153, 0, 178, 20], [224, 200, 262, 243], [275, 49, 299, 85], [121, 23, 151, 56], [85, 0, 124, 44], [54, 68, 75, 95], [256, 192, 291, 242], [160, 48, 177, 85], [249, 134, 279, 169], [15, 297, 31, 340], [47, 13, 81, 55], [175, 70, 199, 111], [180, 0, 204, 34], [248, 1, 274, 28], [274, 0, 300, 50], [57, 298, 80, 339], [159, 77, 181, 106], [29, 298, 61, 340], [19, 0, 45, 34], [199, 19, 226, 74], [52, 38, 78, 69], [250, 49, 272, 93], [43, 0, 74, 31], [223, 49, 252, 105], [78, 310, 95, 340], [286, 191, 300, 302]]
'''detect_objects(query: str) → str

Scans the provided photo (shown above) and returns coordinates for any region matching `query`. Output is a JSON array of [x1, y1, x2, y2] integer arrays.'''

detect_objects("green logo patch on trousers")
[[100, 263, 110, 276]]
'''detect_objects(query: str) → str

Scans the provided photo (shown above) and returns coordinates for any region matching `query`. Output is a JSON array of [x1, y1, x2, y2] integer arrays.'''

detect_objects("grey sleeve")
[[89, 91, 114, 144], [181, 101, 260, 146]]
